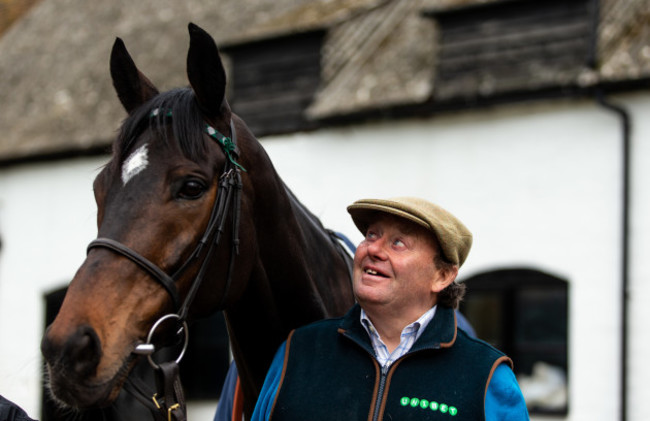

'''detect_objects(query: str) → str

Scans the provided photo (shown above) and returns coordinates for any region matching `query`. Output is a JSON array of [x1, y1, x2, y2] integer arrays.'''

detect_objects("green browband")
[[150, 108, 246, 172]]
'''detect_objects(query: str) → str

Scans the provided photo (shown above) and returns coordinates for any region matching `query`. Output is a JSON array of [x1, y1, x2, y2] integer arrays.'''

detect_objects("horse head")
[[41, 23, 354, 416], [41, 23, 257, 409]]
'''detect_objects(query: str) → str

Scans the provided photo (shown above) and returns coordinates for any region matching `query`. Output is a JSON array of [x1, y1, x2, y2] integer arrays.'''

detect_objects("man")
[[252, 197, 529, 420], [0, 396, 36, 421]]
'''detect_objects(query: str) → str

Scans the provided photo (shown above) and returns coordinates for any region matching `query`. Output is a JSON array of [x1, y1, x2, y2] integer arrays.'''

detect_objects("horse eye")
[[178, 179, 207, 200]]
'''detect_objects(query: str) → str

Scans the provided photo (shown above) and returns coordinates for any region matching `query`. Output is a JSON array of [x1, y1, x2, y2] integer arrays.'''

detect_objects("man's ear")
[[431, 266, 458, 293]]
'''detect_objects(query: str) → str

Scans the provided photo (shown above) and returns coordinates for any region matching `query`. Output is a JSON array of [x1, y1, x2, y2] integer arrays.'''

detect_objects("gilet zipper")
[[371, 364, 390, 421]]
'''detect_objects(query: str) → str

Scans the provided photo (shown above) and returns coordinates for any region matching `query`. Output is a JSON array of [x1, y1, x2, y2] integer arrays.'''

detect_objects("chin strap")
[[153, 361, 187, 421], [124, 364, 186, 421], [125, 313, 189, 421]]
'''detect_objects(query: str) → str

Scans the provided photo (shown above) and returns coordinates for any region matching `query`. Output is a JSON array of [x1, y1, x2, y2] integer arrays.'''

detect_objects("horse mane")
[[283, 181, 355, 286], [110, 88, 210, 171]]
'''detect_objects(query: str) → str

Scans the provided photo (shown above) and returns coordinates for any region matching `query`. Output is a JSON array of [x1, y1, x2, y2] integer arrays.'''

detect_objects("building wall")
[[0, 92, 648, 420], [0, 157, 105, 415]]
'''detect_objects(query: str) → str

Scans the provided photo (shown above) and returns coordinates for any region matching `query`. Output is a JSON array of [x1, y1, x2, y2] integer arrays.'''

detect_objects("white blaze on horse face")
[[122, 144, 149, 185]]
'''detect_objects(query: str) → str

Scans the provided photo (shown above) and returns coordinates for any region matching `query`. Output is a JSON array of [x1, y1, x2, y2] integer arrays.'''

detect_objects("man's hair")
[[434, 253, 466, 309]]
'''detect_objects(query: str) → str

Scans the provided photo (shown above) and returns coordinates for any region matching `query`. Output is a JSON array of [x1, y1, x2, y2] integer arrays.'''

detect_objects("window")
[[460, 268, 569, 415], [41, 286, 230, 420], [425, 0, 594, 101], [222, 31, 325, 136]]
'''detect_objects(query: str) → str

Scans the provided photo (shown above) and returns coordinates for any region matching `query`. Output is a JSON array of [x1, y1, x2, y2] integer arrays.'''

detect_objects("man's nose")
[[366, 237, 388, 260]]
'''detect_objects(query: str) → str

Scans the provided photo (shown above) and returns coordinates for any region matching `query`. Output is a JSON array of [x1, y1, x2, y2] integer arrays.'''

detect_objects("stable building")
[[0, 0, 649, 420]]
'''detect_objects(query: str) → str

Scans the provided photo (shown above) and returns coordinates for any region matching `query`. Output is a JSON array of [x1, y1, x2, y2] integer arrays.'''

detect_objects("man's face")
[[353, 214, 453, 321]]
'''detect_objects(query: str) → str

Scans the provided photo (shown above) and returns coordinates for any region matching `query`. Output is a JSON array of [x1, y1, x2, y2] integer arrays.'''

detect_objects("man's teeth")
[[366, 269, 378, 275]]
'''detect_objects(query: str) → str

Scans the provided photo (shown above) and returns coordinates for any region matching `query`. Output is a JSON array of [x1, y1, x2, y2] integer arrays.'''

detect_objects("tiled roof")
[[0, 0, 648, 162], [599, 0, 650, 81], [0, 0, 41, 36]]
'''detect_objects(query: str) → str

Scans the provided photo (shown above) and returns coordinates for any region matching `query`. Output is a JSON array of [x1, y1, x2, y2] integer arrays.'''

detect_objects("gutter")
[[596, 91, 630, 421], [588, 1, 631, 420]]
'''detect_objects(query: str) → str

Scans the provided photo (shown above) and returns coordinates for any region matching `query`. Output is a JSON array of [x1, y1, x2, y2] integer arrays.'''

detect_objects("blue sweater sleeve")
[[485, 363, 530, 420], [250, 341, 287, 421]]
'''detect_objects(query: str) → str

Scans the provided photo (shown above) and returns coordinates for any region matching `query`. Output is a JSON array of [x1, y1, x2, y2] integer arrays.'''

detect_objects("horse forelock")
[[111, 88, 213, 172]]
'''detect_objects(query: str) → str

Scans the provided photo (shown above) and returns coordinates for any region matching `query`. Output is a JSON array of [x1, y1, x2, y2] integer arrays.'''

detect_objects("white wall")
[[1, 92, 648, 420], [0, 156, 105, 415]]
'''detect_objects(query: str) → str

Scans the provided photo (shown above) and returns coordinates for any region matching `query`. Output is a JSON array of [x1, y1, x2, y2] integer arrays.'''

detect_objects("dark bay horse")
[[41, 23, 354, 418]]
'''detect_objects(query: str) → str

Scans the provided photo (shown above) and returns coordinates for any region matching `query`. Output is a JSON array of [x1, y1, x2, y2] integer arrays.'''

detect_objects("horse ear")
[[186, 23, 227, 117], [110, 37, 159, 113]]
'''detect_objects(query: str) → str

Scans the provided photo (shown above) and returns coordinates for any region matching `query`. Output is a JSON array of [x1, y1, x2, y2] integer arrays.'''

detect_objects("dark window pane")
[[223, 31, 325, 136], [460, 268, 568, 415], [426, 0, 593, 101]]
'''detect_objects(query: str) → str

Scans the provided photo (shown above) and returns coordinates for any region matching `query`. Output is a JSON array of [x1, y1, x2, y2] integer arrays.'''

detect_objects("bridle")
[[86, 115, 244, 421]]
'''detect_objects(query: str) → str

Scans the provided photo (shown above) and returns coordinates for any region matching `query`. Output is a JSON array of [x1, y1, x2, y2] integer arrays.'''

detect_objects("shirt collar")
[[360, 305, 438, 345]]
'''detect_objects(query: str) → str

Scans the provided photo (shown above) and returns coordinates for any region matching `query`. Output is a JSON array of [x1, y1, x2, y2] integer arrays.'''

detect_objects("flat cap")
[[347, 197, 473, 266]]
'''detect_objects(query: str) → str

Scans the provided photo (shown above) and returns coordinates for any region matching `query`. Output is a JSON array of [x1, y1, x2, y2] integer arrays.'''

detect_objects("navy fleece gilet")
[[270, 305, 512, 421]]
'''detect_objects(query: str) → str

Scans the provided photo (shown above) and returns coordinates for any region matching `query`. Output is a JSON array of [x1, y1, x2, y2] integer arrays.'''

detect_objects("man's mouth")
[[364, 268, 387, 277]]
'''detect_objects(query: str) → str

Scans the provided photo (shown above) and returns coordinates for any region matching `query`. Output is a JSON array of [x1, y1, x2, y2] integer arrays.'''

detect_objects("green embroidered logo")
[[400, 396, 458, 416]]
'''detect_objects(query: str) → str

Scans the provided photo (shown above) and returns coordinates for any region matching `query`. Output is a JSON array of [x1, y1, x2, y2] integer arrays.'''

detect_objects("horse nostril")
[[48, 325, 103, 378], [71, 329, 101, 376]]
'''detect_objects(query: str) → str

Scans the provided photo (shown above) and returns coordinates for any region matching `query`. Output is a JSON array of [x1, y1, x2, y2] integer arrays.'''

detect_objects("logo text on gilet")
[[400, 396, 458, 416]]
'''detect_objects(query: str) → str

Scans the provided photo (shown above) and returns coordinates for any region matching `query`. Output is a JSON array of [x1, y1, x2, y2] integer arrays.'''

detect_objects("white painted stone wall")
[[1, 92, 648, 420], [0, 157, 105, 415]]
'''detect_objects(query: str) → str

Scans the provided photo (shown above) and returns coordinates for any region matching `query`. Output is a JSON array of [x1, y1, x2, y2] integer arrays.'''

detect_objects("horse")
[[41, 23, 355, 419]]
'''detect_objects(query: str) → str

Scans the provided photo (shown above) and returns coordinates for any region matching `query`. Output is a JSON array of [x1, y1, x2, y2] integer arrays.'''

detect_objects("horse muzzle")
[[41, 324, 125, 408]]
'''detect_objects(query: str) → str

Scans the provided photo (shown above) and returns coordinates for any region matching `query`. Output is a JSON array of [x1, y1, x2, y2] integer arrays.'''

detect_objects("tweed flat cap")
[[347, 197, 473, 266]]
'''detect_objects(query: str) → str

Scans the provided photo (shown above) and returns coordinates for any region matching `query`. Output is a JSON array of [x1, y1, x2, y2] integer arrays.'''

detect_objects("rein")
[[87, 117, 244, 421]]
